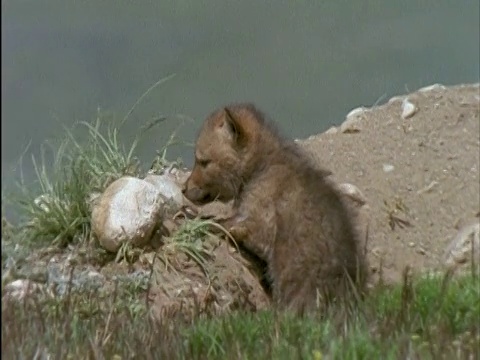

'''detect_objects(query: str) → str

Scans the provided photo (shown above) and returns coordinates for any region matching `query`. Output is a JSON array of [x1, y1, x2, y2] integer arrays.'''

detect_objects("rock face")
[[91, 176, 165, 252]]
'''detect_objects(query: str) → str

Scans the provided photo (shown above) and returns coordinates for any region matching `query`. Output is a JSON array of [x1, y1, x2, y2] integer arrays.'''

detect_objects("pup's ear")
[[221, 107, 248, 148]]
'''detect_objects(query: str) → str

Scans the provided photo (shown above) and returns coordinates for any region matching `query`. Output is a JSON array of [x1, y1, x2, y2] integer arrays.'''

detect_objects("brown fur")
[[183, 103, 368, 314]]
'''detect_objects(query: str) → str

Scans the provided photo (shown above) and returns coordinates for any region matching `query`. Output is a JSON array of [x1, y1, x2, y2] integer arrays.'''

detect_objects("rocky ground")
[[3, 83, 479, 321]]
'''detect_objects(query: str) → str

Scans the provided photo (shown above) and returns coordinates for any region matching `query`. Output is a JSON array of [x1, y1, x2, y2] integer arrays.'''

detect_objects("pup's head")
[[182, 103, 262, 205]]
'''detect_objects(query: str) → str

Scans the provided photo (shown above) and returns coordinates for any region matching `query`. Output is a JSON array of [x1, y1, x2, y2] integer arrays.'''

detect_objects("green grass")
[[2, 272, 478, 359], [158, 218, 224, 275], [7, 110, 142, 248], [3, 74, 181, 250], [179, 273, 479, 359]]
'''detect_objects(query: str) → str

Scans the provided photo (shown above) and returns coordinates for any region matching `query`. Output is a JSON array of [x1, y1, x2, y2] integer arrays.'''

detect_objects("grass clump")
[[159, 218, 220, 276], [4, 74, 182, 250], [10, 110, 142, 248], [179, 272, 479, 359], [2, 271, 478, 359], [2, 275, 153, 359]]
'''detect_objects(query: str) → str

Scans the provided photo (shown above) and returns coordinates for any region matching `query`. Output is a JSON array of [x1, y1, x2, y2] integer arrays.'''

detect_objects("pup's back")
[[269, 152, 367, 312]]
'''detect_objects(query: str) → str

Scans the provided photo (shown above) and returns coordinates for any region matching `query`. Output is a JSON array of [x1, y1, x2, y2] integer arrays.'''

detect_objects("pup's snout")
[[184, 187, 210, 203]]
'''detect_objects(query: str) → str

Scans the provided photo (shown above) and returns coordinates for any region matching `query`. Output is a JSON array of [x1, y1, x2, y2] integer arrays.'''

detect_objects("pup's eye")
[[197, 159, 211, 167]]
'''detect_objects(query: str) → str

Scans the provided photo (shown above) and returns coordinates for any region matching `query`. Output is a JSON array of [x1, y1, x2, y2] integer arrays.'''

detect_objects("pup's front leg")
[[219, 213, 249, 242], [220, 211, 274, 262]]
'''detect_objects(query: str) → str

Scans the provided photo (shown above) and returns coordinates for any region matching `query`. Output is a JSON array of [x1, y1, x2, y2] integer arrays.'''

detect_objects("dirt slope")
[[298, 83, 479, 284]]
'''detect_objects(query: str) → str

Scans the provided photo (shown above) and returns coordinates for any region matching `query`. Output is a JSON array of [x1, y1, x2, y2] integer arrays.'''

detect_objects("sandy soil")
[[298, 83, 479, 284]]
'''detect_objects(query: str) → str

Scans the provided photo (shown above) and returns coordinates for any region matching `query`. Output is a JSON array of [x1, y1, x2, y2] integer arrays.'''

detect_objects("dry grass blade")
[[122, 73, 176, 127]]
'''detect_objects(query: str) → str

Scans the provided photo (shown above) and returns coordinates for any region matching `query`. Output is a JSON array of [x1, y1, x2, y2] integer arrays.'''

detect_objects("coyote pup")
[[183, 103, 367, 314]]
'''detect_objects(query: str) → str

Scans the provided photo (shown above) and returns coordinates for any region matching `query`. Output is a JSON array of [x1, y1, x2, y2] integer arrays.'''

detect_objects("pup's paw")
[[228, 225, 248, 241]]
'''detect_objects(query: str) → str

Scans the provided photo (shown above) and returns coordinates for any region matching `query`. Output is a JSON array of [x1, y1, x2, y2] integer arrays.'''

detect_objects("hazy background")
[[2, 0, 479, 189]]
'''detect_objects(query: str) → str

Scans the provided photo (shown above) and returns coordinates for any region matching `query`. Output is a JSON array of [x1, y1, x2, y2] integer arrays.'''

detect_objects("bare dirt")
[[298, 83, 480, 284]]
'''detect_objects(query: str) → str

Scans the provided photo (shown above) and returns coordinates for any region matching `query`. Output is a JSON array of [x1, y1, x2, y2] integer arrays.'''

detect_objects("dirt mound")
[[149, 231, 270, 322], [299, 83, 479, 284]]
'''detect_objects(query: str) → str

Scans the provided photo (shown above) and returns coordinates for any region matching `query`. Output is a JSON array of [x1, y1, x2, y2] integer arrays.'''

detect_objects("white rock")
[[337, 183, 367, 206], [324, 126, 338, 135], [346, 107, 367, 119], [388, 95, 406, 104], [444, 222, 480, 269], [91, 176, 165, 252], [144, 173, 184, 205], [341, 107, 368, 133], [401, 98, 418, 119], [34, 194, 70, 214], [3, 279, 43, 301], [418, 83, 446, 93], [336, 183, 370, 251], [87, 271, 105, 281], [383, 164, 395, 173], [34, 194, 52, 213]]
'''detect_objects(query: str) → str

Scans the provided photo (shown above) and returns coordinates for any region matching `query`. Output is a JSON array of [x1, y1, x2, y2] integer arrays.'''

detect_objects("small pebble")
[[324, 126, 338, 135], [337, 183, 367, 206], [417, 248, 426, 255], [401, 98, 418, 119], [388, 95, 405, 104], [418, 83, 446, 92], [383, 164, 395, 173], [3, 279, 43, 301], [341, 107, 368, 133]]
